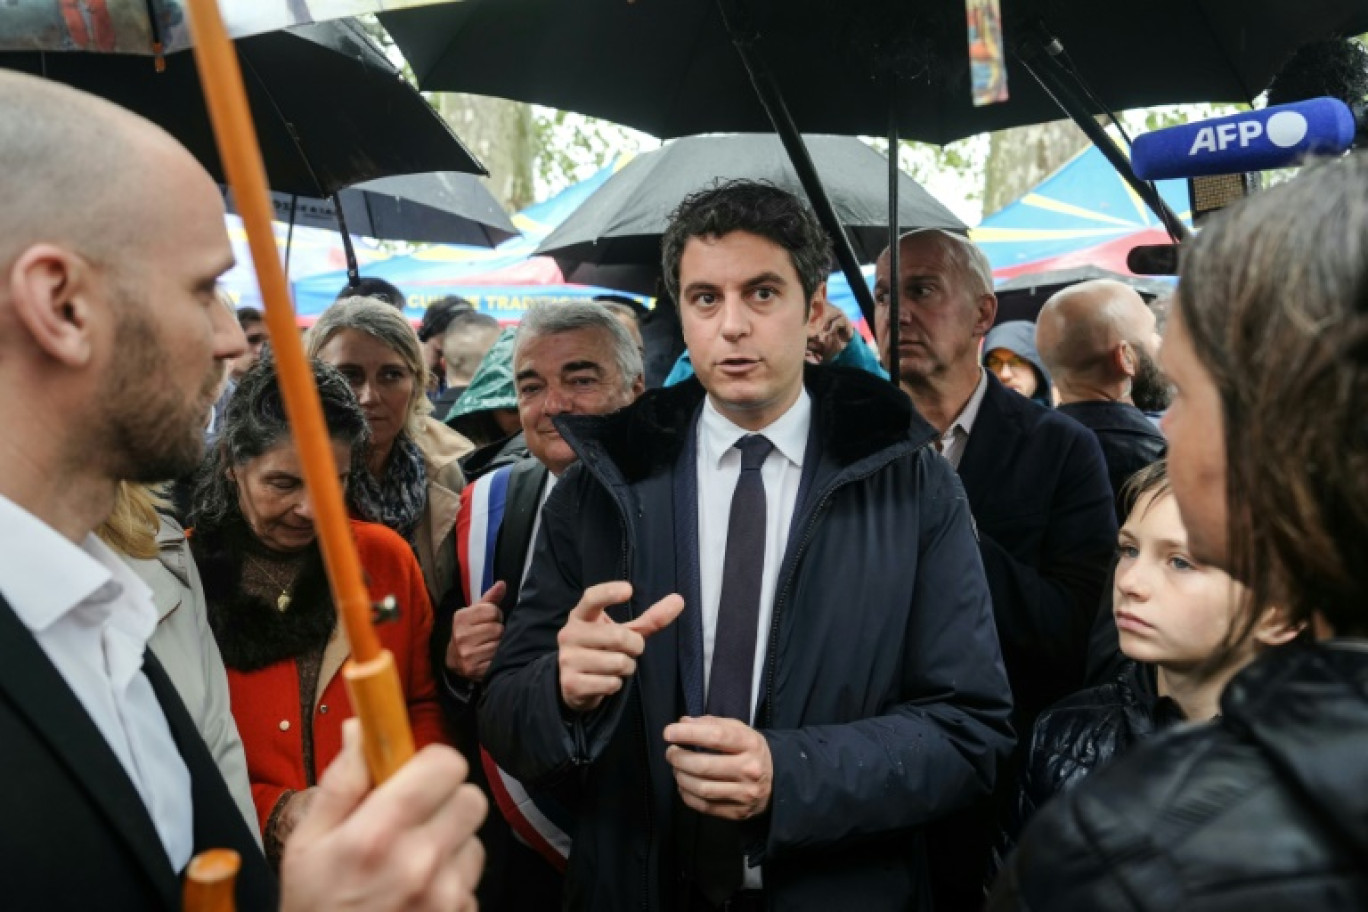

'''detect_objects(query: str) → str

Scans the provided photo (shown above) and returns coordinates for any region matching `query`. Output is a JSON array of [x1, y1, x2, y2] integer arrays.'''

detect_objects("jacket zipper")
[[599, 459, 653, 908], [618, 501, 654, 911], [760, 452, 910, 730]]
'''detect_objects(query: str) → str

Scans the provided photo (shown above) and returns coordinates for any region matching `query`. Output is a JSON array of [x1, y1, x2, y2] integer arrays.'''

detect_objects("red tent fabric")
[[992, 227, 1174, 281]]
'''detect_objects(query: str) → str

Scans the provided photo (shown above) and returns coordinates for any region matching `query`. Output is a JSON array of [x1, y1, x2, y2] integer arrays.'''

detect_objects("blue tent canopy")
[[972, 144, 1192, 273]]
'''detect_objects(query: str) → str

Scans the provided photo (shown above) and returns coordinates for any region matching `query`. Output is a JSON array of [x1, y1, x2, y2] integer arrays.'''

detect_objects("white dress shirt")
[[696, 390, 810, 721], [0, 494, 194, 872], [939, 368, 990, 470]]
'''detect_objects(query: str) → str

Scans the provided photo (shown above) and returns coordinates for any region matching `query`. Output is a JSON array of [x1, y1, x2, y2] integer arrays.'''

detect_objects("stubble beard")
[[1132, 346, 1173, 413], [99, 297, 219, 484]]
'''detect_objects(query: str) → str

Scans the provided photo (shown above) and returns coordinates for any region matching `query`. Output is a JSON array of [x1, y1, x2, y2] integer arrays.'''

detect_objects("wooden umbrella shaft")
[[183, 0, 379, 662], [183, 0, 414, 794]]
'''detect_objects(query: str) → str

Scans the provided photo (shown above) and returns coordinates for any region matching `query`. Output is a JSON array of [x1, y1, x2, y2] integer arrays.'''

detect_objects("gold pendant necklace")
[[245, 553, 299, 612]]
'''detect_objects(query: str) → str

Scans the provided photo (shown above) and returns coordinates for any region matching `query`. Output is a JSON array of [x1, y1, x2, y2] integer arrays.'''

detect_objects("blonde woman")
[[307, 296, 473, 610], [98, 482, 257, 840]]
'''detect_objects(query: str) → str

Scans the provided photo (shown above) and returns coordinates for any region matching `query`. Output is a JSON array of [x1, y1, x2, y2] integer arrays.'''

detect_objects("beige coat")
[[411, 416, 472, 607], [128, 516, 259, 844]]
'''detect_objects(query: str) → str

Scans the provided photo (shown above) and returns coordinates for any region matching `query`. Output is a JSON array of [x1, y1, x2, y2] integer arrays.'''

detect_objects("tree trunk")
[[980, 119, 1089, 217], [431, 93, 537, 213]]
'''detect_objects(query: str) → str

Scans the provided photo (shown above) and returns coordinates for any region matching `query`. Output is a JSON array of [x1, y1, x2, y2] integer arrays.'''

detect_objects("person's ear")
[[7, 244, 100, 368], [1251, 604, 1306, 649], [805, 281, 828, 331], [973, 293, 998, 337], [1116, 340, 1138, 379]]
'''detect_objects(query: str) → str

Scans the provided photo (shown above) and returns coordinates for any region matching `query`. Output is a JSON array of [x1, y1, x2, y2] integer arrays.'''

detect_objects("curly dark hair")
[[188, 356, 371, 531], [659, 179, 832, 306], [1177, 152, 1368, 639]]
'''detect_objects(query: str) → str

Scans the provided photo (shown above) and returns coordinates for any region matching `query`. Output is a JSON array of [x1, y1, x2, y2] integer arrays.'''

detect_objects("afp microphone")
[[1131, 98, 1356, 181]]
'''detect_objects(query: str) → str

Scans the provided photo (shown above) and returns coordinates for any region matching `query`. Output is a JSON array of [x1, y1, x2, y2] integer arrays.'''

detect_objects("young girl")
[[1010, 458, 1301, 834]]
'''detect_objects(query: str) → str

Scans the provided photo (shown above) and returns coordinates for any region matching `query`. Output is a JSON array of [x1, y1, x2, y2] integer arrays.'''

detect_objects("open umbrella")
[[0, 17, 483, 197], [225, 172, 518, 284], [236, 174, 518, 250], [534, 133, 965, 294], [382, 0, 1368, 358], [382, 0, 1368, 145]]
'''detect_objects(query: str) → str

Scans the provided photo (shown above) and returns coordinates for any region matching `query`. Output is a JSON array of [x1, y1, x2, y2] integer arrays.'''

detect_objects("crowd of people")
[[1, 69, 1366, 912]]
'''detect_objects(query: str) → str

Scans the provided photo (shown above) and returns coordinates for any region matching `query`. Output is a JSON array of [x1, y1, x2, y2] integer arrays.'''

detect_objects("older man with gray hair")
[[874, 228, 1117, 908], [438, 301, 644, 912]]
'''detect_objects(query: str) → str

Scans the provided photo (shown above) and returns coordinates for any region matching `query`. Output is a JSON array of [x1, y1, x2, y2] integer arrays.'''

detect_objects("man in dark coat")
[[480, 182, 1014, 911], [0, 72, 485, 912], [874, 229, 1117, 907], [437, 302, 646, 911], [875, 231, 1117, 728], [1035, 279, 1168, 517]]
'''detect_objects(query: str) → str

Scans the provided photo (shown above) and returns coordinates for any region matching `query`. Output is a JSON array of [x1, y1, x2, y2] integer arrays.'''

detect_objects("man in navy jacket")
[[480, 182, 1013, 911]]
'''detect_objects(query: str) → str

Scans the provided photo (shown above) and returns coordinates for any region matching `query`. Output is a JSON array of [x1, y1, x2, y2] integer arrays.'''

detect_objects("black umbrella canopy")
[[383, 0, 1368, 144], [535, 133, 965, 281], [1, 18, 483, 197], [993, 266, 1174, 325], [229, 173, 518, 248]]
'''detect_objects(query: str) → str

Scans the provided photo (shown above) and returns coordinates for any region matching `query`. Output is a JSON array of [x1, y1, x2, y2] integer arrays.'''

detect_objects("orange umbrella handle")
[[183, 849, 240, 912], [184, 0, 411, 781]]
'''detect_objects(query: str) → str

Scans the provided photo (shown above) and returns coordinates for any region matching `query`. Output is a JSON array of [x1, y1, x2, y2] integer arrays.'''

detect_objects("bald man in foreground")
[[0, 72, 485, 910], [1034, 280, 1168, 514]]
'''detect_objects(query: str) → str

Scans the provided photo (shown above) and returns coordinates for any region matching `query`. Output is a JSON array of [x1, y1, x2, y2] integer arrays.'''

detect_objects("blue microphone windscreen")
[[1132, 98, 1355, 180]]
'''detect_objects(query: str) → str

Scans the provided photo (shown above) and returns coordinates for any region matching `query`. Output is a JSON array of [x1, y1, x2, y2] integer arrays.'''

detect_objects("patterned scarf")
[[351, 433, 428, 544]]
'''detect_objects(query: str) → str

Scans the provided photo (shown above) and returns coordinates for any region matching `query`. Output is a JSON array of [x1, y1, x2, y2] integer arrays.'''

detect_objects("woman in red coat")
[[189, 358, 448, 865]]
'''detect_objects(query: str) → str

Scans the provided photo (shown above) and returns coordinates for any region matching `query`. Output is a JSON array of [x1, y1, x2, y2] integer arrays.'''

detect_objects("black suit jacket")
[[1055, 400, 1166, 518], [430, 455, 561, 912], [929, 377, 1118, 909], [956, 375, 1118, 725], [492, 457, 551, 617], [0, 596, 275, 911]]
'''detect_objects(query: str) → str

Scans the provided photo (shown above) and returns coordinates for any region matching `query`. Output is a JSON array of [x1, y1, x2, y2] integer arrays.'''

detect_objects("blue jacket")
[[480, 365, 1014, 911]]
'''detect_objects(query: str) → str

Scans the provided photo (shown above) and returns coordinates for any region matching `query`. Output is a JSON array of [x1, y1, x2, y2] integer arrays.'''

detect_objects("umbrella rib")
[[665, 7, 724, 136], [1191, 0, 1257, 102], [238, 48, 330, 197]]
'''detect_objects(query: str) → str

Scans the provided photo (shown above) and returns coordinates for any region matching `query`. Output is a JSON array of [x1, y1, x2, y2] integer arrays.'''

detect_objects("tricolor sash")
[[457, 465, 573, 872]]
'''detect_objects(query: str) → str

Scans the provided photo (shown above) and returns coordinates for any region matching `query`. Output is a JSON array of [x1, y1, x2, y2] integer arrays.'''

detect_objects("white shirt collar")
[[0, 494, 157, 648], [700, 388, 811, 471], [945, 368, 990, 441]]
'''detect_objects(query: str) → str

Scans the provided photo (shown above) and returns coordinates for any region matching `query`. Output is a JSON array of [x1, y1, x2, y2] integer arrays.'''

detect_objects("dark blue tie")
[[706, 434, 773, 721], [692, 434, 772, 905]]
